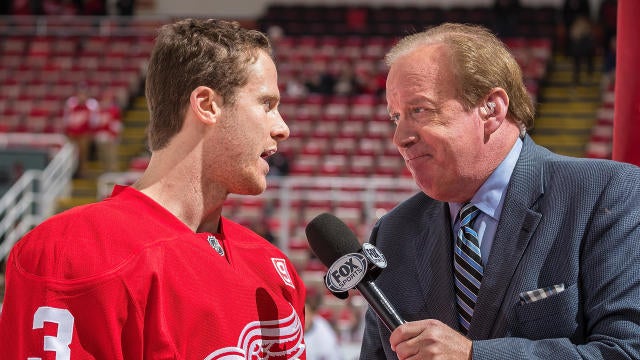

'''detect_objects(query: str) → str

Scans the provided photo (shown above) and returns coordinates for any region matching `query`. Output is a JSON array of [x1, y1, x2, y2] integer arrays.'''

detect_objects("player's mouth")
[[261, 148, 277, 159]]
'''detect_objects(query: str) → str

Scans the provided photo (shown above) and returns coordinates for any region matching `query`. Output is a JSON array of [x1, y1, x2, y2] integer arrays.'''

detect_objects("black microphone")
[[305, 213, 406, 331]]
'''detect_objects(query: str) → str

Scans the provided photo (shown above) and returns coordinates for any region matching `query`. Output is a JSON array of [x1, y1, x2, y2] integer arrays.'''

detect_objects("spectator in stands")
[[285, 76, 308, 98], [562, 0, 592, 33], [492, 0, 522, 37], [357, 67, 385, 96], [569, 15, 595, 85], [601, 34, 616, 93], [359, 23, 640, 360], [267, 151, 290, 176], [256, 220, 277, 244], [94, 91, 123, 172], [561, 0, 592, 55], [334, 64, 361, 96], [305, 61, 335, 95], [597, 0, 617, 55], [116, 0, 135, 15], [266, 25, 285, 44], [63, 85, 99, 178], [0, 18, 306, 359], [305, 286, 343, 360]]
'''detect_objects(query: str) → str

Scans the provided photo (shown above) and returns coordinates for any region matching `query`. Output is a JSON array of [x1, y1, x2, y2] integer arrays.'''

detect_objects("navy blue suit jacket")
[[360, 136, 640, 359]]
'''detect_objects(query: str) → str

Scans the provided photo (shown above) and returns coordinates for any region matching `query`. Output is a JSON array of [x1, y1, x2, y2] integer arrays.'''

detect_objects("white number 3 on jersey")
[[29, 306, 74, 360]]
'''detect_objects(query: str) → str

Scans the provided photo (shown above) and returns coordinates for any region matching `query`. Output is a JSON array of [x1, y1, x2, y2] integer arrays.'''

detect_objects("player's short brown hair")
[[385, 23, 535, 134], [145, 18, 271, 151]]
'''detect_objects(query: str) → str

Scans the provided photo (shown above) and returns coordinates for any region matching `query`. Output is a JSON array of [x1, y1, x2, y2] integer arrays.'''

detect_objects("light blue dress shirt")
[[449, 138, 523, 265]]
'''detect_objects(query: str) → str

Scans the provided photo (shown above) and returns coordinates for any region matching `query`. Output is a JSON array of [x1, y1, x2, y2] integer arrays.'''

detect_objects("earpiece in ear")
[[481, 101, 496, 116]]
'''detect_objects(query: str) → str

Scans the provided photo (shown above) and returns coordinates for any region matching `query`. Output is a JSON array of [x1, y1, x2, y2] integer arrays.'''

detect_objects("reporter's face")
[[386, 44, 486, 202]]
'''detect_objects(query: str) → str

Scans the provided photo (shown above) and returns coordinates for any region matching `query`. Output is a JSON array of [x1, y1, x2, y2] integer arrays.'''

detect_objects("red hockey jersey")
[[0, 186, 306, 359]]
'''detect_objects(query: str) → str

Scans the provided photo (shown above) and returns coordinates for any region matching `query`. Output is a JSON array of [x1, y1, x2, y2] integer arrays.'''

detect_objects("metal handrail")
[[0, 134, 76, 261]]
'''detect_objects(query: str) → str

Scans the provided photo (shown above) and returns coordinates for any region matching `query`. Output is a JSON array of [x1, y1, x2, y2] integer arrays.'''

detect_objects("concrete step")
[[540, 86, 600, 102], [125, 109, 150, 122], [56, 196, 97, 212], [535, 144, 585, 158], [535, 116, 595, 131], [120, 137, 146, 147], [550, 55, 603, 69], [530, 133, 590, 147], [537, 101, 599, 114], [531, 127, 591, 136], [71, 177, 97, 191], [118, 143, 146, 157], [122, 127, 147, 138], [133, 97, 148, 108]]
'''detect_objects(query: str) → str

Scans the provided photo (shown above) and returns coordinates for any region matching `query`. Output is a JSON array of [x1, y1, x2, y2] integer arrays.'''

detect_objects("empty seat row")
[[0, 33, 149, 134], [260, 5, 559, 37]]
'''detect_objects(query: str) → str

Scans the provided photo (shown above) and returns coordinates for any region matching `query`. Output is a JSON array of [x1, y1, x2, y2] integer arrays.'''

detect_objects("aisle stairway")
[[530, 54, 602, 157], [118, 96, 151, 168], [55, 96, 150, 212]]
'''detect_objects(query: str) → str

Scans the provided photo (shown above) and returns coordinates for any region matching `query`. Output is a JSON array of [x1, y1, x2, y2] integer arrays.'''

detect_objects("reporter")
[[360, 23, 640, 360]]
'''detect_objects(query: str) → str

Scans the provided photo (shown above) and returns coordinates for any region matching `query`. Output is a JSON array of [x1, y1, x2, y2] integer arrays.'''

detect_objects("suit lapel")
[[413, 201, 459, 328], [469, 136, 545, 339]]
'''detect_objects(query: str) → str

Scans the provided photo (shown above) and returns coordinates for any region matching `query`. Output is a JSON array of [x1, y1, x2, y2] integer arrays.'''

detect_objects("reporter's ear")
[[481, 88, 509, 135]]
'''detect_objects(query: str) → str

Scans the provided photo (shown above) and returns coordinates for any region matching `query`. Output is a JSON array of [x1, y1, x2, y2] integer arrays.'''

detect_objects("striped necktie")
[[454, 203, 482, 334]]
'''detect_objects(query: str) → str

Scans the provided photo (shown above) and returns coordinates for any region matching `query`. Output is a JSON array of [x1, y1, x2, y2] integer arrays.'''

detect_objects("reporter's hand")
[[389, 319, 472, 360]]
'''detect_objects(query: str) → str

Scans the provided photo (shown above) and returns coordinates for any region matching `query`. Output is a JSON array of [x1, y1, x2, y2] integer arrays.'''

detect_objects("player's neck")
[[133, 153, 225, 233]]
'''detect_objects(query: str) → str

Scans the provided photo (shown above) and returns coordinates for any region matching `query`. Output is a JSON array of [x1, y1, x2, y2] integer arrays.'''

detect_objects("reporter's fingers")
[[389, 319, 442, 351]]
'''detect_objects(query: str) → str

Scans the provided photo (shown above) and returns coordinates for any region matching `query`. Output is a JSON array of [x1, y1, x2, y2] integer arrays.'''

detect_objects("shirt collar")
[[449, 138, 522, 222]]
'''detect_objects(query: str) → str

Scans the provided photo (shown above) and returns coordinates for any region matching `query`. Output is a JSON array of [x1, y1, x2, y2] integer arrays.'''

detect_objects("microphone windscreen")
[[305, 213, 362, 267]]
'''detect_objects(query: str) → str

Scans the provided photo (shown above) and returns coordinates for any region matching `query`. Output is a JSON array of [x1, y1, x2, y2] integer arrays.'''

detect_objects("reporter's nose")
[[393, 118, 416, 149]]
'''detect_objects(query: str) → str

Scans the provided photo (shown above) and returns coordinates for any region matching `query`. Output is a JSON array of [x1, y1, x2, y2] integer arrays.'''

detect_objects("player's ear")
[[190, 86, 222, 125]]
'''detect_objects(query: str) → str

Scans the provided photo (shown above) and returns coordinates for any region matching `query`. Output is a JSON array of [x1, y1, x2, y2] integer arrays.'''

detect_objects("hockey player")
[[0, 18, 306, 359]]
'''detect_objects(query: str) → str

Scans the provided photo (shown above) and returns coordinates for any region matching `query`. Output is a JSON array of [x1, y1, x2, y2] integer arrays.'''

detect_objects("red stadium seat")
[[330, 137, 358, 155], [349, 154, 375, 176], [320, 154, 349, 176], [290, 154, 321, 175]]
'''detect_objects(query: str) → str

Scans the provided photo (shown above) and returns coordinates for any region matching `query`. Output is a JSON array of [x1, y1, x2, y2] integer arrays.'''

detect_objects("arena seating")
[[259, 4, 557, 38], [0, 17, 157, 134]]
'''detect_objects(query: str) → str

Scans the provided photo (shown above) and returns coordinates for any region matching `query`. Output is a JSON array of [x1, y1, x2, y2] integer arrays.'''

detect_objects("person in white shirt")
[[304, 287, 343, 360]]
